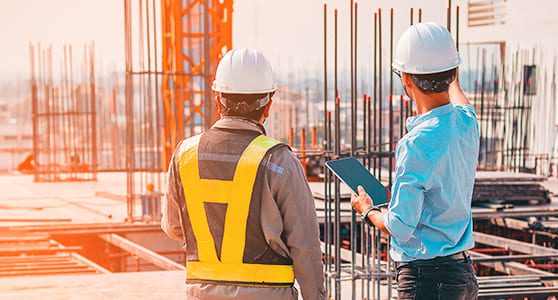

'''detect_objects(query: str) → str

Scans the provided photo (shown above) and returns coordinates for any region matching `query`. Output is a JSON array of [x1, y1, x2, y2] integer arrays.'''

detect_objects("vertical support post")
[[378, 8, 383, 181], [29, 44, 39, 182], [301, 128, 307, 175], [203, 0, 212, 129], [124, 0, 136, 221], [456, 5, 460, 52], [89, 43, 98, 180], [447, 0, 452, 32]]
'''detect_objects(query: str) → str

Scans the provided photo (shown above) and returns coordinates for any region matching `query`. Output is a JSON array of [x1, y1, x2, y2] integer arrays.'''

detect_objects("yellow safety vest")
[[178, 134, 295, 286]]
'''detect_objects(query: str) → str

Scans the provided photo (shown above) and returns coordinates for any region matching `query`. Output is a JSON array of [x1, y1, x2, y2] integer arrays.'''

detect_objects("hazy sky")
[[0, 0, 450, 82]]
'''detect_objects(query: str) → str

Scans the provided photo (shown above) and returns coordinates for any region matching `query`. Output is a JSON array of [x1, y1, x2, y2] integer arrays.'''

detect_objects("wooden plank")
[[0, 218, 72, 222], [99, 234, 184, 271], [0, 264, 88, 272], [473, 254, 558, 263], [478, 287, 558, 298], [0, 235, 50, 243], [0, 261, 80, 269], [473, 209, 558, 219], [473, 232, 558, 257], [0, 246, 82, 255], [0, 268, 97, 277], [469, 251, 558, 286], [0, 255, 70, 262], [50, 239, 110, 274]]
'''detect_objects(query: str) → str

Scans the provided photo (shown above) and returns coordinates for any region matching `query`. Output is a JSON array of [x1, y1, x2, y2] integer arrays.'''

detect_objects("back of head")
[[392, 22, 460, 94]]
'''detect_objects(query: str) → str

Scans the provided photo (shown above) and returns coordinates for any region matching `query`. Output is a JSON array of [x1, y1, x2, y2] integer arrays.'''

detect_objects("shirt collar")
[[406, 103, 454, 131], [212, 116, 267, 135]]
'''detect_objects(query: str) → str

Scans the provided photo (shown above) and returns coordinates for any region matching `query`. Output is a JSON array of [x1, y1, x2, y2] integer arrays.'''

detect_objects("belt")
[[396, 251, 470, 268]]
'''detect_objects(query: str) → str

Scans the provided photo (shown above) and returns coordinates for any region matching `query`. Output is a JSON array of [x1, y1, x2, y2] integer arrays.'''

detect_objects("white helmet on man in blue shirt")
[[392, 22, 461, 75]]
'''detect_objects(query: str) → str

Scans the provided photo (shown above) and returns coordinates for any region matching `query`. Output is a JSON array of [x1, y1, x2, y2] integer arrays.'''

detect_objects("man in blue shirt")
[[351, 23, 479, 300]]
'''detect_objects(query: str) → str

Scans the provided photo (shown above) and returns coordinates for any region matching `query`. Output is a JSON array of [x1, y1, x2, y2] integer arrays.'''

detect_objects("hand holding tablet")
[[325, 157, 389, 208]]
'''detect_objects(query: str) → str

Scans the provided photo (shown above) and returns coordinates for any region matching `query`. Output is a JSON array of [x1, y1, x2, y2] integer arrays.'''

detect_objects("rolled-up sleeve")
[[383, 140, 433, 244], [161, 142, 186, 242], [271, 151, 326, 300]]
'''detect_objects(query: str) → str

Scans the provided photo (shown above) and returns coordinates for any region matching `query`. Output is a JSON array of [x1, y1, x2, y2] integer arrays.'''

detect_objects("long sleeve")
[[384, 139, 434, 244], [161, 143, 186, 242], [271, 151, 326, 300]]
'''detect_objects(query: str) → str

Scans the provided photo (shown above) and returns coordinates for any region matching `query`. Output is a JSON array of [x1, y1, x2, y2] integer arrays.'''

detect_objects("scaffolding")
[[29, 43, 98, 182], [123, 0, 232, 222]]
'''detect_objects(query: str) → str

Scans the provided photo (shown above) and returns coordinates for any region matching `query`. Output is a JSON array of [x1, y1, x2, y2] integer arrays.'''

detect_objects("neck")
[[413, 91, 451, 115]]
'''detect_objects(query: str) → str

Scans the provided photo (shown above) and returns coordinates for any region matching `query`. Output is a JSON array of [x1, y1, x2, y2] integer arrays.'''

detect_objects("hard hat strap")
[[220, 93, 271, 114]]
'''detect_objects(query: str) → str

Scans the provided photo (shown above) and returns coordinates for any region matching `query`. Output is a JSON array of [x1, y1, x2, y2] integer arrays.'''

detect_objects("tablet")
[[325, 157, 388, 206]]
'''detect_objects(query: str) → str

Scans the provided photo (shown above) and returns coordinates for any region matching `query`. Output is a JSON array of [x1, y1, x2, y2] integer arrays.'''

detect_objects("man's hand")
[[351, 186, 392, 236], [351, 186, 373, 214]]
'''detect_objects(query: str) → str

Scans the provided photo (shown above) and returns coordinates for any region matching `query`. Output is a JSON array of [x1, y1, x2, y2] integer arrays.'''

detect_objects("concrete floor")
[[0, 270, 185, 300], [1, 172, 557, 299]]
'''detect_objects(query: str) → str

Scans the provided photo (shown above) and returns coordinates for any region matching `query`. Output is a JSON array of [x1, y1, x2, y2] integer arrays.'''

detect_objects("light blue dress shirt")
[[383, 103, 480, 262]]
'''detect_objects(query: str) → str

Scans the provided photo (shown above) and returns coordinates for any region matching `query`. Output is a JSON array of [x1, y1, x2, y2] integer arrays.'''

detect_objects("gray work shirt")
[[162, 117, 326, 300]]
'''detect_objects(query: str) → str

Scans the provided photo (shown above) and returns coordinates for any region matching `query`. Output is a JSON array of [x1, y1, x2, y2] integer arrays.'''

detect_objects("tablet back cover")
[[325, 157, 388, 206]]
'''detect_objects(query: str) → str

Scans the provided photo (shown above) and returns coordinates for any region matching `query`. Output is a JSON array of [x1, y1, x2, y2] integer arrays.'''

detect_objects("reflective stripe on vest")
[[178, 134, 295, 285]]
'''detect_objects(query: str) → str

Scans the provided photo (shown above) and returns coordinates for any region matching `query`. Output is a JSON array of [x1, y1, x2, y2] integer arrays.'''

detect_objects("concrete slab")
[[0, 173, 130, 227], [0, 270, 185, 300]]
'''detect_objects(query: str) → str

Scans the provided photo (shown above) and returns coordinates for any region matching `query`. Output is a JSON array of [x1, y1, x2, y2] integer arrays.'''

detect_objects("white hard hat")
[[212, 48, 278, 94], [392, 22, 461, 74]]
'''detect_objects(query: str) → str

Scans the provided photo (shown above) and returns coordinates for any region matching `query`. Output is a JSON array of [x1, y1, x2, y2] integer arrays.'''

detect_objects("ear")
[[259, 99, 273, 124], [215, 94, 224, 116], [402, 72, 413, 88], [263, 99, 273, 119]]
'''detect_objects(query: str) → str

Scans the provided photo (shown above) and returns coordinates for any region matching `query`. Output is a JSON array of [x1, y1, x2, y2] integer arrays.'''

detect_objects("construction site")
[[1, 0, 558, 299]]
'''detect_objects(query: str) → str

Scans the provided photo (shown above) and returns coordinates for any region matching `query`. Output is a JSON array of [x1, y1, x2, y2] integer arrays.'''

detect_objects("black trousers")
[[396, 255, 479, 300]]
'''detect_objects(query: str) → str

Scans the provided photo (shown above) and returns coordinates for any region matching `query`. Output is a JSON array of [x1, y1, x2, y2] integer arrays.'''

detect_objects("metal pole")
[[333, 9, 341, 300], [378, 8, 383, 182], [456, 5, 460, 52], [89, 43, 97, 180], [350, 2, 357, 298], [447, 0, 452, 32], [400, 94, 404, 140], [324, 3, 328, 146], [373, 12, 378, 174], [203, 0, 211, 129], [389, 8, 394, 189], [334, 97, 341, 300], [480, 49, 486, 166]]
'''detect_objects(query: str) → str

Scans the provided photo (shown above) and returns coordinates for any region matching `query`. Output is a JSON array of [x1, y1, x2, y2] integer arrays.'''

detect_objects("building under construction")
[[1, 0, 558, 299]]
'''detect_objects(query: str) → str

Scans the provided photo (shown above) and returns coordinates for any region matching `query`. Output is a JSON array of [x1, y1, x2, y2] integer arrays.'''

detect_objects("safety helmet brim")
[[212, 84, 278, 94], [392, 56, 461, 75]]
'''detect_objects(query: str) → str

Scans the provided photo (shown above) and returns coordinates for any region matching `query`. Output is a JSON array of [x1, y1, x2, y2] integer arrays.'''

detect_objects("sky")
[[0, 0, 453, 84]]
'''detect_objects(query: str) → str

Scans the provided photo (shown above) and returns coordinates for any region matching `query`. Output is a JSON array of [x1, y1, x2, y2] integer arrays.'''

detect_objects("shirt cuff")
[[383, 211, 415, 243]]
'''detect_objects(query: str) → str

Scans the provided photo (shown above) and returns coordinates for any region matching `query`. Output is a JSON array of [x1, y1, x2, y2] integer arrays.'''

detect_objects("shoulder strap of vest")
[[177, 134, 202, 155], [248, 135, 283, 152]]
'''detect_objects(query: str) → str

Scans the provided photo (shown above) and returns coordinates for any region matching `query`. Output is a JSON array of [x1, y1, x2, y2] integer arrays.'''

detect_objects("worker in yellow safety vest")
[[162, 48, 326, 300]]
